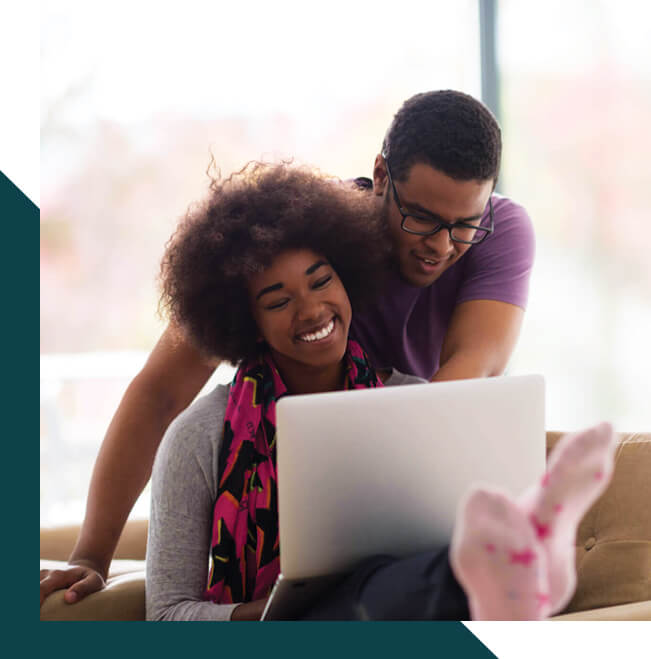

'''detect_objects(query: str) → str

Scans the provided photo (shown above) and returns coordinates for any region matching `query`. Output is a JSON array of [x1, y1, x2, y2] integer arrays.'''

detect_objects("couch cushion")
[[547, 431, 651, 614], [40, 569, 145, 621], [40, 559, 146, 578], [552, 599, 651, 621]]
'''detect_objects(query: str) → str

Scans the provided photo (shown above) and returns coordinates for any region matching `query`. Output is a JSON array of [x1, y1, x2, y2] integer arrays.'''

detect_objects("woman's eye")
[[313, 275, 332, 289], [265, 299, 289, 310]]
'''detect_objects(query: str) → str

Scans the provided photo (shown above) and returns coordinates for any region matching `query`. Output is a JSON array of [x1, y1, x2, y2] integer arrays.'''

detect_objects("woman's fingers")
[[40, 566, 106, 607]]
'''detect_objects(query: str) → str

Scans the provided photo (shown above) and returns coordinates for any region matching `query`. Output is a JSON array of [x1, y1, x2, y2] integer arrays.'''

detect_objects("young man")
[[39, 90, 534, 606]]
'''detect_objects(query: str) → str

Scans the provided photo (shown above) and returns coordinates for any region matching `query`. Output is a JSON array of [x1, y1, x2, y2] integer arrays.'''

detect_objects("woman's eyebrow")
[[256, 282, 283, 300], [305, 260, 328, 275], [255, 260, 328, 300]]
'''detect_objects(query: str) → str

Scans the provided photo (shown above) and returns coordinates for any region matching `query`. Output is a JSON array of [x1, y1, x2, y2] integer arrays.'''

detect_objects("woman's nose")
[[296, 294, 325, 322]]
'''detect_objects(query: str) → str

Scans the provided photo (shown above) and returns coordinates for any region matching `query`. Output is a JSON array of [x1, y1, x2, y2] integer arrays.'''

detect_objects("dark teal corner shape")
[[1, 170, 38, 339], [2, 170, 38, 633], [38, 622, 497, 658], [1, 169, 38, 394], [1, 170, 38, 217]]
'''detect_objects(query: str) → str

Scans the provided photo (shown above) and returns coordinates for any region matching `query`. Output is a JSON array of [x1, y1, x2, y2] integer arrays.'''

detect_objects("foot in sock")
[[450, 488, 550, 620], [519, 421, 616, 613]]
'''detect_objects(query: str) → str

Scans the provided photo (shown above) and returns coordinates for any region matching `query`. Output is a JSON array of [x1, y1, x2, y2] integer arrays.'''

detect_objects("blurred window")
[[41, 0, 651, 528], [500, 0, 651, 431], [40, 0, 481, 526]]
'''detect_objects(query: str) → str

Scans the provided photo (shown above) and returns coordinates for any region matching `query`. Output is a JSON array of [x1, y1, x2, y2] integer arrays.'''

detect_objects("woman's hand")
[[40, 563, 106, 606], [230, 596, 269, 621]]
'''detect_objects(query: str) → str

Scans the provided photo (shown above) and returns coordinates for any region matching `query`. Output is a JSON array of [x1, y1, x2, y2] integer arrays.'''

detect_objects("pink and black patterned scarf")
[[204, 339, 382, 604]]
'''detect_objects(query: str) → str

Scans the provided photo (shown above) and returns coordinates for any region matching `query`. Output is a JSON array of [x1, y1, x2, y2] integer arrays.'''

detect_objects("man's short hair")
[[382, 90, 502, 183]]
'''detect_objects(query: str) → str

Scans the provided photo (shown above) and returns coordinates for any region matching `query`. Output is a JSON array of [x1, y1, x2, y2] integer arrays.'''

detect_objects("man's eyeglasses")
[[384, 157, 494, 245]]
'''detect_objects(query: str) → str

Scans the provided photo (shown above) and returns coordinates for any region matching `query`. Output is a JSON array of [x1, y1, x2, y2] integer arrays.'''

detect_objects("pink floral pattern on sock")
[[509, 548, 537, 566], [529, 513, 551, 539], [535, 592, 550, 609], [518, 422, 616, 616]]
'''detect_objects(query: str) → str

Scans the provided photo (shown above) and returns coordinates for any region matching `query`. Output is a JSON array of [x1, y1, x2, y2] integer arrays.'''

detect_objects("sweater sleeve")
[[145, 384, 239, 621]]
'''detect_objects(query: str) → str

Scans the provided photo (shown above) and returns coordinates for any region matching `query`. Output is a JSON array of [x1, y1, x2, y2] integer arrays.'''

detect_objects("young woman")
[[145, 162, 615, 621]]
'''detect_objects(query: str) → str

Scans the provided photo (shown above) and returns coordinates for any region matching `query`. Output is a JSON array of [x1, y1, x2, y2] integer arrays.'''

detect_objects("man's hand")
[[230, 596, 270, 621], [40, 563, 106, 607]]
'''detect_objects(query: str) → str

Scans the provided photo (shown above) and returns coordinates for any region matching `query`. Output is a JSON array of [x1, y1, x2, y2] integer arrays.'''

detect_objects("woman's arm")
[[40, 324, 216, 606], [146, 383, 239, 621]]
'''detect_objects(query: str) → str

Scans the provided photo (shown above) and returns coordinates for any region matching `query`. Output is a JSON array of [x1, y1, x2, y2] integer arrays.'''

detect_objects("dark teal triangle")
[[39, 621, 496, 658], [1, 170, 38, 629], [0, 170, 38, 216]]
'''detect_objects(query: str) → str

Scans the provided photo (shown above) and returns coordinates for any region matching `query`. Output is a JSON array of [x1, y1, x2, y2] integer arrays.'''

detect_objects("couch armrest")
[[551, 599, 651, 621]]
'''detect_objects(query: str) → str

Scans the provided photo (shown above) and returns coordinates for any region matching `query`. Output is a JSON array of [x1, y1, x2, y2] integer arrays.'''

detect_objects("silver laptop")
[[261, 374, 545, 620]]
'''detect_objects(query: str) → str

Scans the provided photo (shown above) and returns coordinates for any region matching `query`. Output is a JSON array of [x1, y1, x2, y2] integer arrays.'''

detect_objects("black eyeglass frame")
[[383, 157, 495, 245]]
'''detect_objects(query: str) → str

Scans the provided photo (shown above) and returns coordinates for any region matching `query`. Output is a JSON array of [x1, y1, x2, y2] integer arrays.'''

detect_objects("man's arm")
[[432, 195, 534, 384], [431, 299, 524, 382], [40, 323, 216, 605]]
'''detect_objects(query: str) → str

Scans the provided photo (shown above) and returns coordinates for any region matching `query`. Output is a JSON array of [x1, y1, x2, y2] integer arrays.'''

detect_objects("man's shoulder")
[[448, 192, 535, 308], [490, 194, 532, 229], [459, 193, 534, 262]]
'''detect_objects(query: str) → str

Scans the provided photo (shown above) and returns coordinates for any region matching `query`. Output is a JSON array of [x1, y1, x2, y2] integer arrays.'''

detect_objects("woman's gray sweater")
[[145, 369, 425, 621]]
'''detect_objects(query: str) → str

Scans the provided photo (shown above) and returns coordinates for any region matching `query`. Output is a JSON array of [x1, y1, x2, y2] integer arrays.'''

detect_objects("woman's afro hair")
[[159, 161, 391, 365]]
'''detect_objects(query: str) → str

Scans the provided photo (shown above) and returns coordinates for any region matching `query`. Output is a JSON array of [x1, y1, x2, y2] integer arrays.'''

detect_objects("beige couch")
[[40, 431, 651, 621]]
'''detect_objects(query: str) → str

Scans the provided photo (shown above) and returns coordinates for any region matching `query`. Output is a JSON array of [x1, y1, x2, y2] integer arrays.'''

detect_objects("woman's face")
[[248, 248, 352, 373]]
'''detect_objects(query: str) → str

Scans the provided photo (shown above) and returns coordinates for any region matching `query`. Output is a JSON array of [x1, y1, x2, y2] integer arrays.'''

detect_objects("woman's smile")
[[248, 249, 353, 390], [296, 317, 336, 343]]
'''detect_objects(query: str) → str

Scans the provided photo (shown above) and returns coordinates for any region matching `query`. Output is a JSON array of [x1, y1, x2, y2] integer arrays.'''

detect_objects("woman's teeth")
[[298, 319, 335, 343]]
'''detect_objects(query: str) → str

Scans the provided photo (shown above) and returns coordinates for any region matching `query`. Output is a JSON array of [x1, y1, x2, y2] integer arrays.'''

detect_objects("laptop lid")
[[275, 374, 545, 580]]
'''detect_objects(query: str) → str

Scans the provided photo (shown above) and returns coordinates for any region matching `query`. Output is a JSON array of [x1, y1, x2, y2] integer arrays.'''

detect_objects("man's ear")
[[372, 154, 388, 197]]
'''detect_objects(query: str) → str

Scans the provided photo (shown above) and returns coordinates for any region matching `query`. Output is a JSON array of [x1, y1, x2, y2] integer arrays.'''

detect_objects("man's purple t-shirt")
[[350, 183, 535, 380]]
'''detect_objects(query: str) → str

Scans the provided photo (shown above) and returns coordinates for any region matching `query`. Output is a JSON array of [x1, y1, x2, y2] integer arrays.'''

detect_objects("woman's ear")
[[372, 154, 388, 197]]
